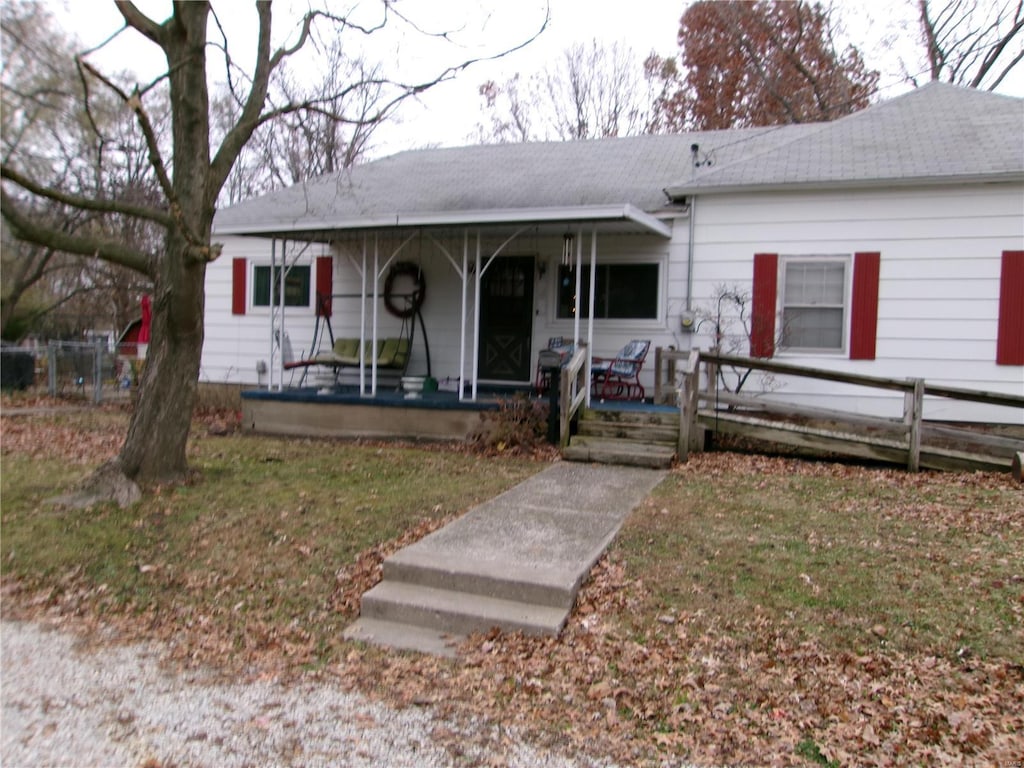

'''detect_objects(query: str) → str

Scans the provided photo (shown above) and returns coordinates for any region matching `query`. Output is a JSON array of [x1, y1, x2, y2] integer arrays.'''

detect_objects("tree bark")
[[116, 238, 207, 484], [113, 2, 214, 487]]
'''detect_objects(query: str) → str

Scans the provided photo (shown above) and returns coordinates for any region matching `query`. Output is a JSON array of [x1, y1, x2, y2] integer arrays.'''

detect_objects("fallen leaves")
[[3, 404, 1022, 766]]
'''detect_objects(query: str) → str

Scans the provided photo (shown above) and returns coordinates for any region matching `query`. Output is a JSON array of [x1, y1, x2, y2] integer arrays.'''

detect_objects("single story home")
[[204, 82, 1023, 427]]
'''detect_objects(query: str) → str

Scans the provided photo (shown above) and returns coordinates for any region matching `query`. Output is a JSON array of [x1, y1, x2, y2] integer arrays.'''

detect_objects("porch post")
[[359, 235, 368, 396], [586, 226, 597, 406], [268, 238, 276, 391], [573, 228, 582, 346], [278, 239, 288, 391], [371, 233, 380, 396], [471, 231, 482, 401], [459, 230, 468, 401]]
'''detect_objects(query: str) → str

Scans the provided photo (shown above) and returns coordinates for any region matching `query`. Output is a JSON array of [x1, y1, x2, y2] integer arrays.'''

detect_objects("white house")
[[204, 83, 1024, 424]]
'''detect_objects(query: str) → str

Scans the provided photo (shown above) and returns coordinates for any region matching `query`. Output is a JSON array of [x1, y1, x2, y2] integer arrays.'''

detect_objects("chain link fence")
[[0, 340, 142, 403], [45, 340, 144, 403]]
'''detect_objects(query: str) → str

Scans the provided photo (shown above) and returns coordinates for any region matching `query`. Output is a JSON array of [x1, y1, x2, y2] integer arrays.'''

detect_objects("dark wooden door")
[[478, 256, 534, 381]]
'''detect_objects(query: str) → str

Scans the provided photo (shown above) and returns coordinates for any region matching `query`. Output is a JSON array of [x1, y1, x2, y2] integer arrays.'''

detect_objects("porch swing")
[[283, 261, 426, 387]]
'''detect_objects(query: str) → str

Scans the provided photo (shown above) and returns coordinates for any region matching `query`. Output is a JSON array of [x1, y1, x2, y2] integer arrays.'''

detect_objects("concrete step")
[[383, 549, 575, 609], [577, 419, 679, 443], [343, 617, 464, 658], [563, 436, 676, 469], [359, 580, 569, 637]]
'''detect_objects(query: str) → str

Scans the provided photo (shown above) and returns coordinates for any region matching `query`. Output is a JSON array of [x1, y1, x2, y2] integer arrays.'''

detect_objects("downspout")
[[686, 196, 696, 314]]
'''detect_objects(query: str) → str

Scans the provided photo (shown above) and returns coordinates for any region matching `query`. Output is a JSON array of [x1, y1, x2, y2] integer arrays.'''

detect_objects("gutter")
[[213, 203, 673, 239], [664, 171, 1024, 199]]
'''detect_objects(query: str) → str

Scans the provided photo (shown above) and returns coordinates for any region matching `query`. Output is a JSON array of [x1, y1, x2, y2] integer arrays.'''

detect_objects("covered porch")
[[219, 206, 677, 429]]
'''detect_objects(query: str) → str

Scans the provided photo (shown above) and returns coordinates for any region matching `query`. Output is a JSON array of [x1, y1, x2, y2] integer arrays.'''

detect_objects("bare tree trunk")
[[117, 234, 207, 484], [111, 3, 214, 488]]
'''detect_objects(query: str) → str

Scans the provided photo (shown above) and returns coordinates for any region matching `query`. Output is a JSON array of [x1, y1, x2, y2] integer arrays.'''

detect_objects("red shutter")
[[315, 256, 333, 317], [231, 258, 246, 315], [849, 251, 880, 360], [751, 253, 778, 358], [996, 250, 1024, 365]]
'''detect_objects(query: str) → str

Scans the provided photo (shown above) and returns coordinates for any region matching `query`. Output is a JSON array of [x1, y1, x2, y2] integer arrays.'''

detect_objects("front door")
[[478, 256, 534, 381]]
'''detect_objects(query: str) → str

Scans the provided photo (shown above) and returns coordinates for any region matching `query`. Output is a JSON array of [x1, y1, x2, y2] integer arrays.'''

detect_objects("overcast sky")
[[48, 0, 1023, 157]]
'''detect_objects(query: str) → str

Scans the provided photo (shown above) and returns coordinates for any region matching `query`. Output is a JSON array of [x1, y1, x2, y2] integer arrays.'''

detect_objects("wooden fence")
[[654, 349, 1024, 473]]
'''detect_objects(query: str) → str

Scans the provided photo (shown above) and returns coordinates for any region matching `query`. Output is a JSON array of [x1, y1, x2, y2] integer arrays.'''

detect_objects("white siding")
[[202, 236, 329, 386], [204, 228, 690, 394], [204, 181, 1023, 423], [689, 183, 1024, 422]]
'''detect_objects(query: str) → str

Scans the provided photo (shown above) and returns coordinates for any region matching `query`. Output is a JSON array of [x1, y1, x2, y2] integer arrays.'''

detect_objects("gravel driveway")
[[2, 620, 616, 768]]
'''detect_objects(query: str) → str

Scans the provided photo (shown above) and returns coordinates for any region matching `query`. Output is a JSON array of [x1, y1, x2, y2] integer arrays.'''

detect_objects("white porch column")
[[471, 231, 482, 401], [459, 230, 468, 401], [586, 226, 597, 406], [573, 228, 582, 346], [359, 235, 368, 395], [370, 233, 379, 396], [268, 238, 276, 391]]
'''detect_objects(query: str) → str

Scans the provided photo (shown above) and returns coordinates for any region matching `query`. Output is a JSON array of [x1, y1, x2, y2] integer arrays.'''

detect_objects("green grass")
[[3, 408, 1022, 764], [1, 410, 543, 667], [619, 456, 1023, 662]]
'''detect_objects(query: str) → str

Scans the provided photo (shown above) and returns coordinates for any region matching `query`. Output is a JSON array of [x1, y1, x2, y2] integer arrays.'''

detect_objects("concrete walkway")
[[344, 462, 667, 656]]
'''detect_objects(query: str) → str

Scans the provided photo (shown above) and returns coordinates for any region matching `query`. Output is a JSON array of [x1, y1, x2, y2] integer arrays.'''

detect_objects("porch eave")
[[212, 203, 674, 240]]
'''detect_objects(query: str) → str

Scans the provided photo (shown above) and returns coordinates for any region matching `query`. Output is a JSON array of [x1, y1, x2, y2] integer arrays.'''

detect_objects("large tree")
[[914, 0, 1023, 90], [647, 0, 879, 131], [1, 1, 545, 501]]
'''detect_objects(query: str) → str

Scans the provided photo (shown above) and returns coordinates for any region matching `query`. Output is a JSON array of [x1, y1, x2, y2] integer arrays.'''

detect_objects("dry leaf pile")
[[336, 552, 1023, 767]]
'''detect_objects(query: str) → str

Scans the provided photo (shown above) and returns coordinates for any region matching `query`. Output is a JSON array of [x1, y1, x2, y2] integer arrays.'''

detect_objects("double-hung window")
[[780, 258, 847, 352], [252, 265, 311, 309]]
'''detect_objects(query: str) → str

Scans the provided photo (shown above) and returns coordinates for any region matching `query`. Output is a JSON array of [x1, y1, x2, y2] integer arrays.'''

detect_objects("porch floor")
[[242, 384, 531, 442], [240, 385, 677, 442]]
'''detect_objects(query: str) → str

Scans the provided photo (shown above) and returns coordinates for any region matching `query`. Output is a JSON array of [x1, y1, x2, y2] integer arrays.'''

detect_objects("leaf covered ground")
[[1, 399, 1021, 766]]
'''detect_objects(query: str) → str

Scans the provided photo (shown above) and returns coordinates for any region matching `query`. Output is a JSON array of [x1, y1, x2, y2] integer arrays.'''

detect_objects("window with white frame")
[[780, 257, 847, 351], [252, 265, 311, 308], [556, 263, 659, 320]]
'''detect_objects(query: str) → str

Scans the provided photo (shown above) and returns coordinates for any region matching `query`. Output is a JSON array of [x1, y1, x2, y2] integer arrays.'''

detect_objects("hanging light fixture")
[[562, 233, 574, 268]]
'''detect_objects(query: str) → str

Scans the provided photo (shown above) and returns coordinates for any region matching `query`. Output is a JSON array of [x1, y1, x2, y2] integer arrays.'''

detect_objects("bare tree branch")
[[1, 164, 170, 226], [76, 58, 176, 205], [2, 188, 151, 274], [114, 0, 165, 45], [917, 0, 1024, 90]]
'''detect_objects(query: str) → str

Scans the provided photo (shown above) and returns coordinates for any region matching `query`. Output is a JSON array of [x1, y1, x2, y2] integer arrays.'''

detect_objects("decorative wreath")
[[383, 261, 426, 319]]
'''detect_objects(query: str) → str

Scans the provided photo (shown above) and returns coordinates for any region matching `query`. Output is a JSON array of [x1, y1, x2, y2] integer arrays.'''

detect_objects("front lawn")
[[2, 402, 1020, 765]]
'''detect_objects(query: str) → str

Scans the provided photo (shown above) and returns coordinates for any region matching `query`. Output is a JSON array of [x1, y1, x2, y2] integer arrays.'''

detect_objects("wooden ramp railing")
[[558, 344, 589, 448], [654, 349, 1024, 473]]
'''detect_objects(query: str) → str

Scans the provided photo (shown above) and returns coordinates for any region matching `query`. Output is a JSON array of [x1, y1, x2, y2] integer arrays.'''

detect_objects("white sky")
[[47, 0, 1023, 158]]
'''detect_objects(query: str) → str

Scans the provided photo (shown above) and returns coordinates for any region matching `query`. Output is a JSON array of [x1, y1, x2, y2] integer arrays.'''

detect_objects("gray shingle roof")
[[214, 83, 1022, 235], [666, 82, 1024, 194]]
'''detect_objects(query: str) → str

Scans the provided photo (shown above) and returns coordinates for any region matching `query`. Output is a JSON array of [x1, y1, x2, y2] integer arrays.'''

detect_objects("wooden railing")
[[656, 349, 1024, 473], [558, 344, 589, 448]]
